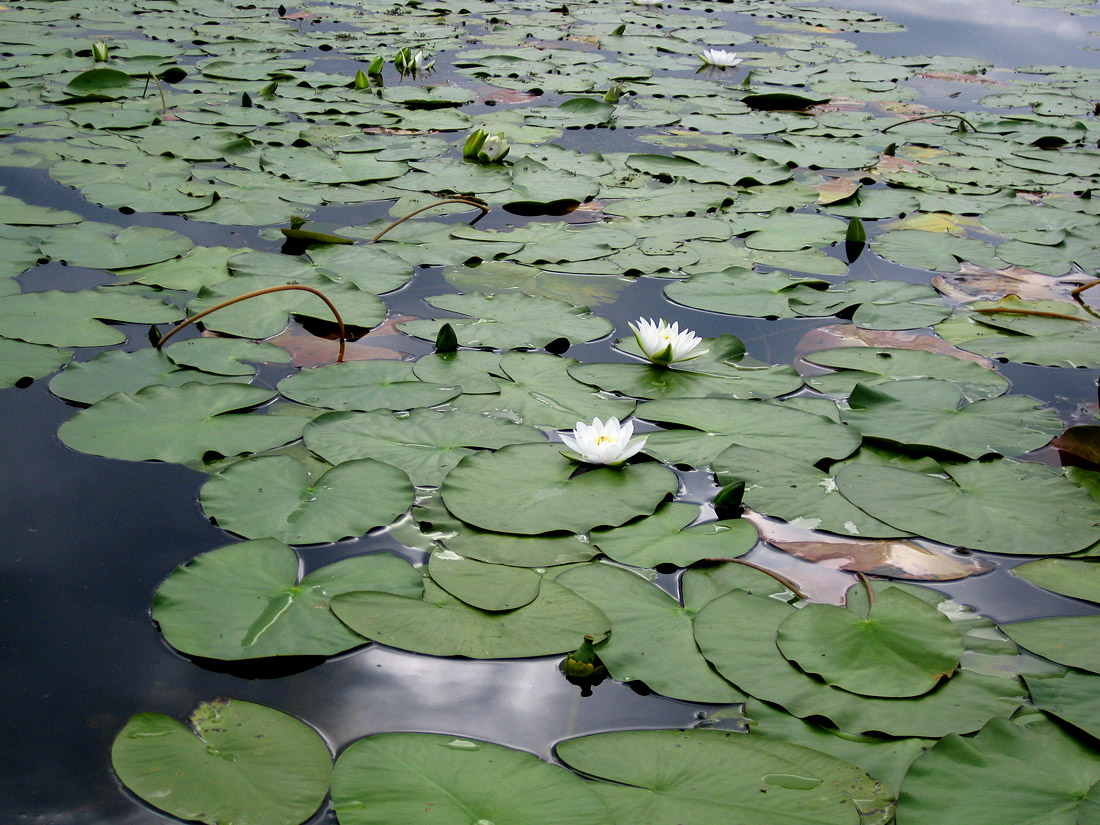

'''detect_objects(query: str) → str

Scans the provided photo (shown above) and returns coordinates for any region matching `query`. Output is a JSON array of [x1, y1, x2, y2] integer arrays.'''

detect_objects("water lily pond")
[[7, 0, 1100, 822]]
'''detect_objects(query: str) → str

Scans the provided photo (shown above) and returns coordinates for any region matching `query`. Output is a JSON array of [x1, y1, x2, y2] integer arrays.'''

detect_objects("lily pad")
[[152, 539, 423, 659], [398, 292, 613, 350], [1001, 614, 1100, 673], [897, 716, 1100, 825], [428, 549, 542, 611], [556, 728, 876, 825], [776, 586, 964, 698], [304, 408, 545, 487], [441, 442, 677, 535], [0, 338, 71, 387], [0, 288, 182, 348], [1011, 558, 1100, 603], [1024, 669, 1100, 741], [589, 501, 757, 567], [556, 563, 745, 703], [277, 361, 461, 412], [48, 349, 243, 404], [834, 459, 1100, 555], [839, 379, 1062, 459], [41, 222, 193, 269], [200, 455, 414, 545], [112, 699, 331, 825], [58, 383, 305, 463], [331, 578, 609, 659], [332, 733, 611, 825]]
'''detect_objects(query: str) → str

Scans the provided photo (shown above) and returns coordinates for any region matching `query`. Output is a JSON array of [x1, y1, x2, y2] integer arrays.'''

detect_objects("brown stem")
[[881, 113, 978, 133], [369, 197, 489, 243], [857, 571, 875, 611], [151, 73, 167, 114], [155, 284, 346, 362], [973, 306, 1088, 322], [1070, 279, 1100, 321], [728, 559, 808, 601]]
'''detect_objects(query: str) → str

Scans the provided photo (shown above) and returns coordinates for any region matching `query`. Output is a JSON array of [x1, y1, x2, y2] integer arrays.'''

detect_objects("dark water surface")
[[4, 2, 1100, 823]]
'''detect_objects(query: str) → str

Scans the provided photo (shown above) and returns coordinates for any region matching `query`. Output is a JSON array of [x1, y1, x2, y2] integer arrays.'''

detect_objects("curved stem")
[[728, 559, 808, 601], [857, 571, 875, 611], [369, 197, 489, 243], [1070, 279, 1100, 321], [881, 113, 978, 133], [155, 284, 346, 362]]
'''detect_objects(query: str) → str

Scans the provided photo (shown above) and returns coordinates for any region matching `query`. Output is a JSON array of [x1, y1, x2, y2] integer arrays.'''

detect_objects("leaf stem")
[[881, 113, 978, 133], [1070, 279, 1100, 321], [857, 571, 874, 611], [369, 197, 488, 243], [727, 559, 808, 601], [144, 71, 167, 114], [155, 284, 346, 362]]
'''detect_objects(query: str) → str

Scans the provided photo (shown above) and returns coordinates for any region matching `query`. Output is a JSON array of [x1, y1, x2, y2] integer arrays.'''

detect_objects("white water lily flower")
[[699, 49, 743, 68], [628, 317, 708, 366], [560, 417, 647, 466], [478, 134, 509, 162]]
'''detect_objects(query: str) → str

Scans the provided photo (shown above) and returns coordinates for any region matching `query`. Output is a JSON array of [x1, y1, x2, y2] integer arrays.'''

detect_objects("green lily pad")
[[1024, 669, 1100, 740], [200, 455, 414, 545], [48, 349, 244, 404], [398, 292, 613, 350], [440, 442, 677, 535], [112, 699, 331, 825], [556, 563, 745, 703], [776, 586, 964, 698], [411, 350, 504, 395], [693, 586, 1026, 737], [790, 281, 951, 330], [0, 338, 71, 387], [428, 549, 542, 611], [590, 501, 757, 567], [0, 288, 182, 347], [304, 408, 545, 487], [1001, 614, 1100, 673], [801, 347, 1010, 401], [165, 338, 292, 377], [331, 578, 609, 659], [834, 459, 1100, 555], [152, 539, 423, 660], [714, 445, 911, 539], [839, 380, 1062, 459], [872, 229, 1003, 272], [638, 397, 861, 468], [897, 716, 1100, 825], [278, 361, 461, 412], [556, 728, 874, 825], [41, 222, 193, 269], [505, 156, 597, 213], [58, 383, 305, 463], [1011, 558, 1100, 603], [452, 351, 636, 429], [332, 733, 612, 825]]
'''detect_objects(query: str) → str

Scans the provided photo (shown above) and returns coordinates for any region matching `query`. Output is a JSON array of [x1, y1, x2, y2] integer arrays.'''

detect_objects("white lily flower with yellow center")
[[560, 417, 647, 466], [628, 317, 708, 366], [699, 49, 742, 68]]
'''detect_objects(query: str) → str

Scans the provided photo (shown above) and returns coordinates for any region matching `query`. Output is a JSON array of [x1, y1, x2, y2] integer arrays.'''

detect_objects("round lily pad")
[[0, 338, 71, 387], [152, 539, 424, 660], [1011, 558, 1100, 603], [278, 360, 461, 412], [58, 383, 305, 463], [200, 455, 414, 545], [112, 699, 332, 825], [440, 442, 678, 535], [427, 549, 542, 611], [331, 578, 609, 659], [834, 459, 1100, 555], [332, 733, 611, 825], [776, 586, 964, 698], [1001, 614, 1100, 674], [556, 729, 873, 825], [49, 349, 243, 404]]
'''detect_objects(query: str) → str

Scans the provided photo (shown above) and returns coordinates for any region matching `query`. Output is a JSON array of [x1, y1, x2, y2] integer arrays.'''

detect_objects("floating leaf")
[[58, 383, 304, 463], [331, 578, 609, 659], [278, 361, 461, 412], [332, 733, 611, 825], [427, 549, 542, 611], [1001, 614, 1100, 674], [48, 349, 243, 404], [0, 338, 71, 387], [1012, 558, 1100, 603], [1024, 669, 1100, 740], [200, 455, 414, 545], [556, 563, 745, 703], [835, 459, 1100, 555], [112, 700, 331, 825], [41, 222, 193, 269], [440, 443, 678, 535], [0, 288, 182, 348], [776, 586, 964, 698], [152, 539, 423, 659]]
